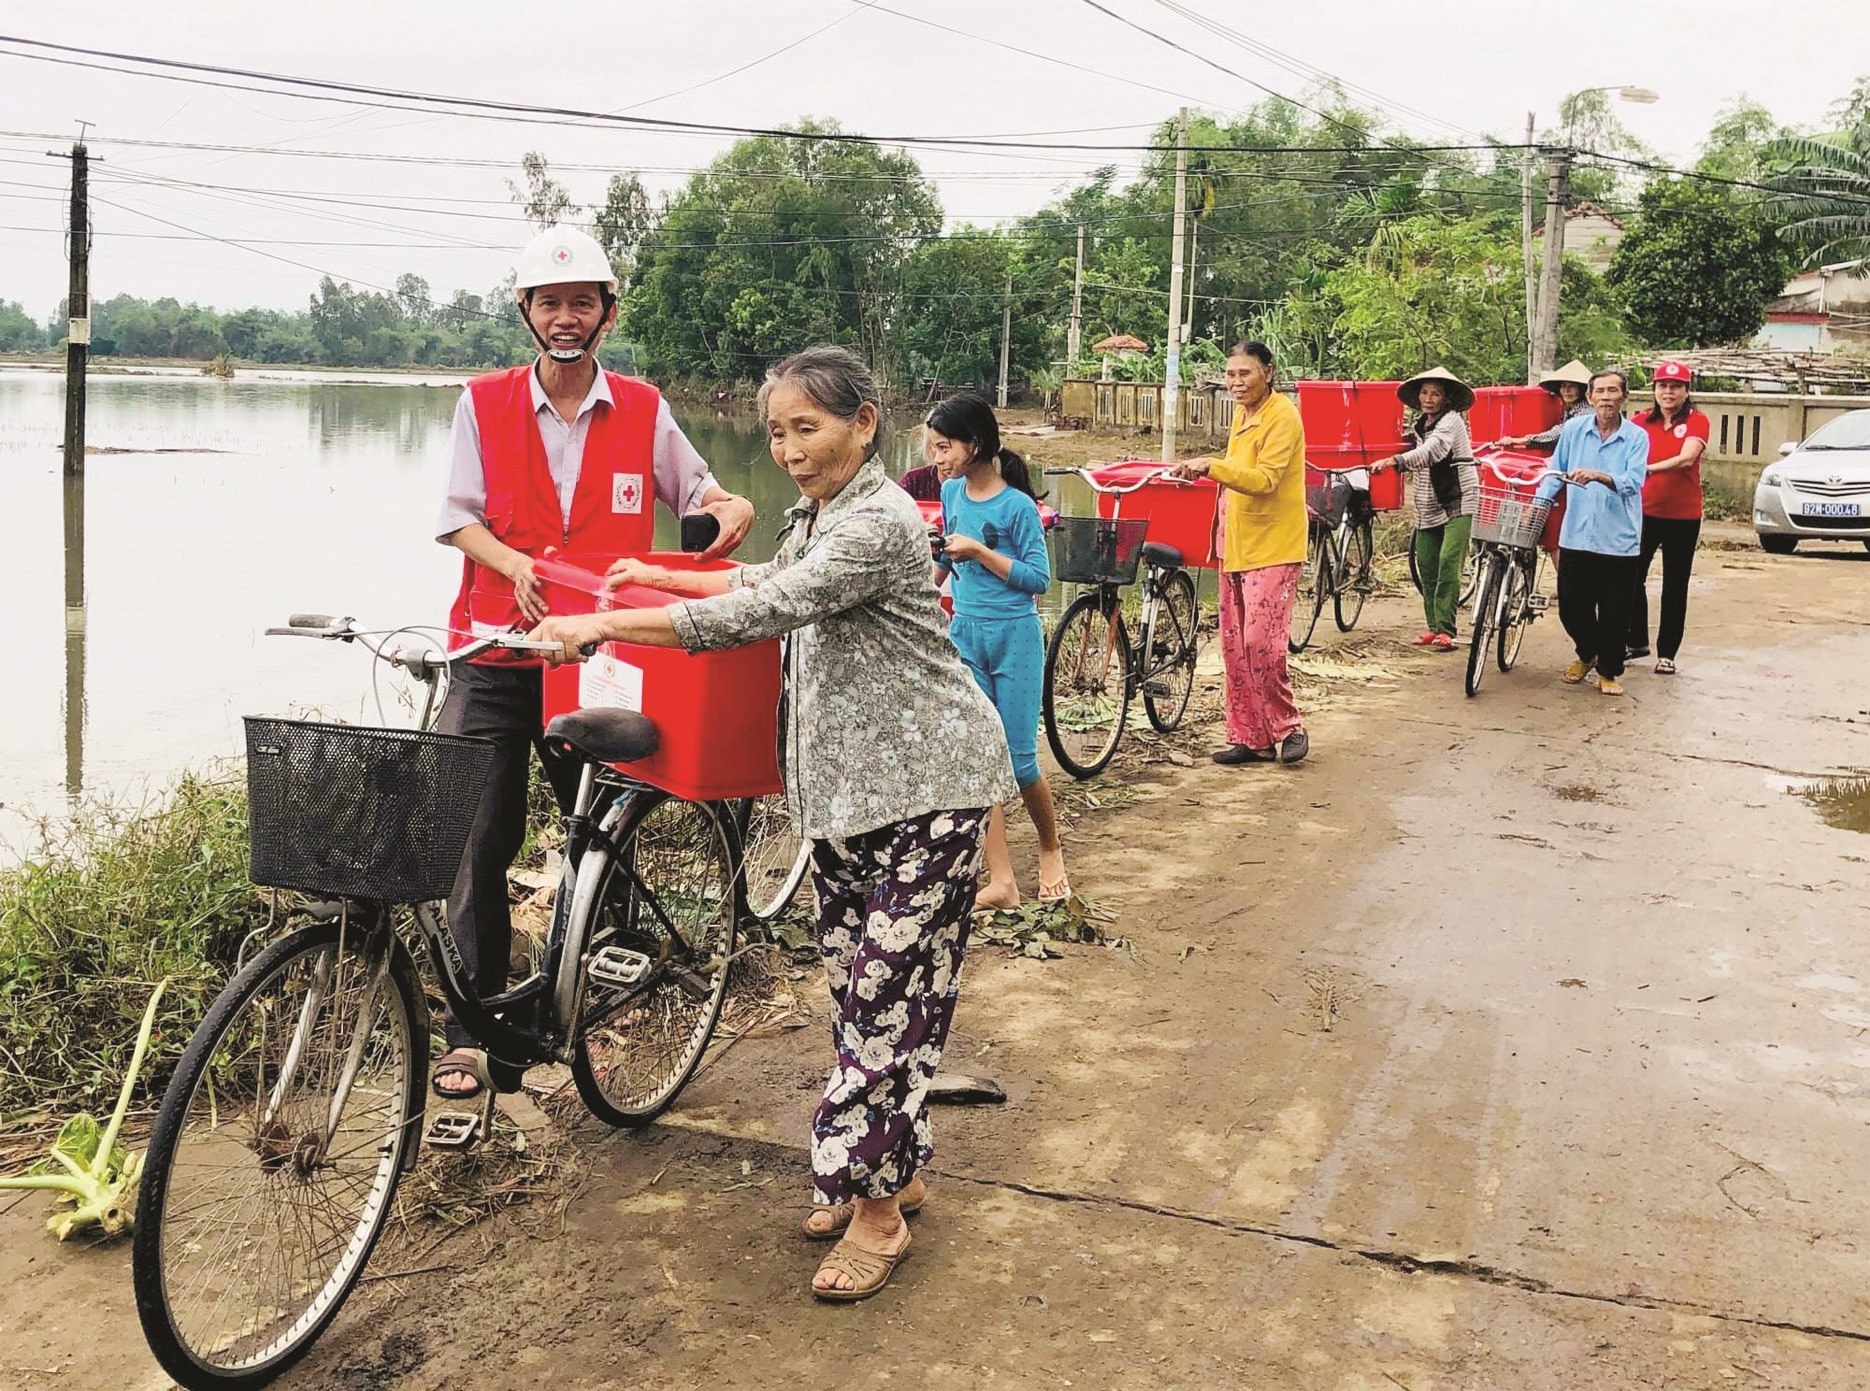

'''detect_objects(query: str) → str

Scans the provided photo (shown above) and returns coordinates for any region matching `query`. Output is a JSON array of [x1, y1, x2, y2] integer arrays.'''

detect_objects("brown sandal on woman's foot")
[[431, 1047, 489, 1100], [802, 1191, 926, 1240], [811, 1229, 912, 1302]]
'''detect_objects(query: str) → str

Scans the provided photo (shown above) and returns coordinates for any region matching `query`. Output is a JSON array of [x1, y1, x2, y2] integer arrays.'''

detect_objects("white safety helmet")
[[513, 225, 618, 295]]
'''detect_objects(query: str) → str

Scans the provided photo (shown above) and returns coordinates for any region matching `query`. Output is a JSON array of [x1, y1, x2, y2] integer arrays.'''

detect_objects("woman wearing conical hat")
[[1498, 359, 1593, 451], [1372, 366, 1478, 652]]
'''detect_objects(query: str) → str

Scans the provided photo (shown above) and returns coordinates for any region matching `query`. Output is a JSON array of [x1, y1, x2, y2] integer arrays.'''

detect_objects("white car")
[[1754, 408, 1870, 554]]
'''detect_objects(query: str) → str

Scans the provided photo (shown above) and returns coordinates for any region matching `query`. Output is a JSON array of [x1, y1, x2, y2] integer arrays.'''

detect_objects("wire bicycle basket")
[[1472, 481, 1553, 549], [1051, 515, 1150, 585], [244, 717, 495, 902]]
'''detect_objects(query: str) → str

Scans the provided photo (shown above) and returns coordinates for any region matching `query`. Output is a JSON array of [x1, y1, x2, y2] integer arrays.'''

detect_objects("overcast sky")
[[2, 0, 1866, 320]]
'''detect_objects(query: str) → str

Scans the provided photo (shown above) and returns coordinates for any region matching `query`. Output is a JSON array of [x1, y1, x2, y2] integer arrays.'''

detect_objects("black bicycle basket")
[[1306, 477, 1355, 528], [1052, 515, 1150, 585], [245, 717, 496, 902]]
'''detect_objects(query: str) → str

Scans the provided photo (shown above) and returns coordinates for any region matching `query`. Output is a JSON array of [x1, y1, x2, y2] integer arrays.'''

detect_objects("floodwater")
[[0, 366, 920, 846], [1798, 774, 1870, 834]]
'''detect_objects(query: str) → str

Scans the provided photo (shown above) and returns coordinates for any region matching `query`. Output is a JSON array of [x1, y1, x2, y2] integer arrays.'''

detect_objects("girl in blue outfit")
[[928, 395, 1070, 907]]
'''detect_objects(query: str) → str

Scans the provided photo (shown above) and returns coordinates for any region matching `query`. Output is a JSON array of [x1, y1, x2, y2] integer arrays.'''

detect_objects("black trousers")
[[1556, 548, 1641, 680], [1628, 515, 1701, 660], [436, 663, 581, 1048]]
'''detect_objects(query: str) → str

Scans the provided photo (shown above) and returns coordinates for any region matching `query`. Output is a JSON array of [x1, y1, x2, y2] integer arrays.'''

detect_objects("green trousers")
[[1414, 516, 1473, 637]]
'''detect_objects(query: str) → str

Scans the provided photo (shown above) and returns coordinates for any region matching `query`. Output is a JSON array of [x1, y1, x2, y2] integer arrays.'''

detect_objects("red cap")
[[1653, 360, 1692, 383]]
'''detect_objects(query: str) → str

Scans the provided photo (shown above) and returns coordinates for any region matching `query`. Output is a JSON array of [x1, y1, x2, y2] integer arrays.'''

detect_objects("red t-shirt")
[[1635, 408, 1710, 519]]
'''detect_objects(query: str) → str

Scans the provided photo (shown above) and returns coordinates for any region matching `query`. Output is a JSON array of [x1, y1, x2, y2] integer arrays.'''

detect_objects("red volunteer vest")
[[448, 364, 660, 665]]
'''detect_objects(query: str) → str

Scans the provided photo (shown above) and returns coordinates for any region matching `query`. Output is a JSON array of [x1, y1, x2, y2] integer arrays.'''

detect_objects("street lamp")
[[1565, 85, 1661, 144]]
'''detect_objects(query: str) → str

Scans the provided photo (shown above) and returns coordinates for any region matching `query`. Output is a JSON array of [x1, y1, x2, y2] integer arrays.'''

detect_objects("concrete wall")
[[1060, 378, 1236, 440], [1694, 391, 1870, 498]]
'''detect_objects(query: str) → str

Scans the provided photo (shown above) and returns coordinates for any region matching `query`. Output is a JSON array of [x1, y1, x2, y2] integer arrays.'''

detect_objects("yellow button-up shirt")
[[1210, 390, 1307, 573]]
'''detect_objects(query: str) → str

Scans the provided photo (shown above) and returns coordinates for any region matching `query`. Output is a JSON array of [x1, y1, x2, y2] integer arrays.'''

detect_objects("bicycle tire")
[[134, 919, 422, 1390], [1465, 555, 1506, 698], [1333, 520, 1372, 632], [1497, 555, 1533, 673], [733, 794, 808, 924], [1288, 526, 1330, 654], [1143, 568, 1198, 733], [570, 790, 739, 1127], [1043, 590, 1132, 780], [1458, 543, 1481, 608]]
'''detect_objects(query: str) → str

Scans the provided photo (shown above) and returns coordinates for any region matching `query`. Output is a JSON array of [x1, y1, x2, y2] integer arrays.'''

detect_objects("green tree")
[[508, 151, 578, 230], [593, 173, 653, 288], [0, 299, 45, 351], [1697, 97, 1791, 182], [1607, 178, 1791, 346]]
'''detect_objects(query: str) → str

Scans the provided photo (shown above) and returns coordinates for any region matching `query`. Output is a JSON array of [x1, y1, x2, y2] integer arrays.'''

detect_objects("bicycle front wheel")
[[1334, 520, 1372, 632], [734, 794, 808, 924], [1289, 526, 1331, 654], [1143, 568, 1198, 733], [134, 919, 421, 1390], [1465, 554, 1506, 698], [1043, 590, 1133, 779], [571, 791, 739, 1127], [1497, 554, 1534, 673]]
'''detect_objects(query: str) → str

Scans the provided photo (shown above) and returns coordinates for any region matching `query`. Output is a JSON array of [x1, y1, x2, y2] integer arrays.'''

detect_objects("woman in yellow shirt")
[[1171, 341, 1310, 765]]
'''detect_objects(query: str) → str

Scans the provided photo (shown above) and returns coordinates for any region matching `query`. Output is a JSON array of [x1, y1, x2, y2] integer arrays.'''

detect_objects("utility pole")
[[1161, 106, 1188, 465], [996, 271, 1012, 410], [1066, 224, 1084, 366], [1521, 112, 1537, 383], [1185, 219, 1199, 340], [1531, 146, 1572, 377], [59, 133, 91, 797]]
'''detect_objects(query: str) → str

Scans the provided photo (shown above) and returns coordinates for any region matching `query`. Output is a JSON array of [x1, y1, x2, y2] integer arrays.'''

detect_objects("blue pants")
[[949, 612, 1044, 789]]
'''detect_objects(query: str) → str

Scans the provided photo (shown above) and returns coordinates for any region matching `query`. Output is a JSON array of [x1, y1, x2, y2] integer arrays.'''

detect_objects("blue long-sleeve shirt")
[[1536, 412, 1648, 557], [938, 476, 1050, 618]]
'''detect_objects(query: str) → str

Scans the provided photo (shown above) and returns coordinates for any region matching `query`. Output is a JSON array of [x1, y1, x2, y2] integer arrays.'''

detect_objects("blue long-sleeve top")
[[1535, 411, 1649, 557], [937, 476, 1050, 618]]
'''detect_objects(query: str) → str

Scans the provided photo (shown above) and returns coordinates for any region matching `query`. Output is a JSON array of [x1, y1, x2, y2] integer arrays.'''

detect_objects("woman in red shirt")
[[1627, 360, 1710, 674]]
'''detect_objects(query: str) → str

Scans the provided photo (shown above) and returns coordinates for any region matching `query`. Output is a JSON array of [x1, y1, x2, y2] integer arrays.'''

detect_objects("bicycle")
[[134, 615, 745, 1389], [1462, 457, 1565, 698], [1289, 466, 1379, 654], [1040, 466, 1202, 780]]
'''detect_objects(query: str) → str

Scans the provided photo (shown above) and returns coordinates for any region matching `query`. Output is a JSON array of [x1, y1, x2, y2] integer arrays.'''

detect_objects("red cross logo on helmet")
[[552, 245, 572, 265]]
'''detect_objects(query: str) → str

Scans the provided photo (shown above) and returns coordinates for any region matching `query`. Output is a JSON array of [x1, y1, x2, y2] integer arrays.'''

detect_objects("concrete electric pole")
[[1161, 107, 1188, 464]]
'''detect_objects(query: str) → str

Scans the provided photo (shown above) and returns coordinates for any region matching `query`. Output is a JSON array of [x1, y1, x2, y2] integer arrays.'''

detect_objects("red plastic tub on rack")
[[1468, 387, 1561, 446], [533, 552, 782, 801], [1295, 380, 1407, 456], [1478, 449, 1565, 553], [1084, 461, 1220, 569]]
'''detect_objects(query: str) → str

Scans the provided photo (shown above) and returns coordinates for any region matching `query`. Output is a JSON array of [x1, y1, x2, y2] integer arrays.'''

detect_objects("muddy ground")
[[6, 524, 1870, 1391]]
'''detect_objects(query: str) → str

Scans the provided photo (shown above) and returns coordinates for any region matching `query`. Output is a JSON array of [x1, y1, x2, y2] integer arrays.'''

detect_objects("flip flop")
[[1655, 658, 1677, 675], [803, 1191, 927, 1241], [1037, 876, 1073, 903], [430, 1047, 489, 1100], [811, 1229, 913, 1302]]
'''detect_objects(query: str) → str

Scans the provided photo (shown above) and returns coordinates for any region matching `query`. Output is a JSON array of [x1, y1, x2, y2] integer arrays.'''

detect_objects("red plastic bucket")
[[1085, 461, 1220, 569], [535, 553, 782, 801]]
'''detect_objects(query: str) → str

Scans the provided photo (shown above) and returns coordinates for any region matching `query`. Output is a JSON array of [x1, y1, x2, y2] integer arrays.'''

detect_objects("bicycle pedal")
[[589, 945, 652, 989], [423, 1110, 483, 1151], [1528, 595, 1550, 615]]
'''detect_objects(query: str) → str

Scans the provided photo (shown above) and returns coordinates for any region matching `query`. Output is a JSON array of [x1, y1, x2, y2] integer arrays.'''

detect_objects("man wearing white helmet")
[[430, 225, 754, 1098]]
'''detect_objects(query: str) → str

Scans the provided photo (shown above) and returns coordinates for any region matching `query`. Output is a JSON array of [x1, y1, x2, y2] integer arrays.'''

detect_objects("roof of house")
[[1092, 333, 1148, 353]]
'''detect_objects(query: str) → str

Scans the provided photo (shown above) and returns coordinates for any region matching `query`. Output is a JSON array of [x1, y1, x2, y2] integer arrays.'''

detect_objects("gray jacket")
[[669, 457, 1016, 840]]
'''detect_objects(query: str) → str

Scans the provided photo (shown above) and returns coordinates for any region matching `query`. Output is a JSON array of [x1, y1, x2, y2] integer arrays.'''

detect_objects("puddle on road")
[[1796, 775, 1870, 834]]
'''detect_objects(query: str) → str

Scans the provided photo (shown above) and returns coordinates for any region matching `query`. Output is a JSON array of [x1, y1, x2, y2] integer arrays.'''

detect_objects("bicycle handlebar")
[[264, 615, 587, 678], [1042, 464, 1185, 495]]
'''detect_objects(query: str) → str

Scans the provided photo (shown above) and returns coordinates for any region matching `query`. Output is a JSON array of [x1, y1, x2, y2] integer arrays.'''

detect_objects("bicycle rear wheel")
[[571, 790, 739, 1127], [134, 919, 421, 1390], [1496, 555, 1533, 673], [1333, 520, 1372, 632], [1465, 554, 1506, 698], [734, 794, 808, 924], [1043, 590, 1132, 779], [1143, 568, 1198, 733], [1289, 526, 1331, 654]]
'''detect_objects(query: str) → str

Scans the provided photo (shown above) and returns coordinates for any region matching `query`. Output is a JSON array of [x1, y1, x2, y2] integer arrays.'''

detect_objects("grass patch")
[[0, 773, 269, 1121]]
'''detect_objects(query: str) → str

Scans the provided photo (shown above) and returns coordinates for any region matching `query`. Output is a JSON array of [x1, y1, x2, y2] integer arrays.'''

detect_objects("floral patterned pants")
[[1218, 563, 1304, 750], [807, 807, 986, 1205]]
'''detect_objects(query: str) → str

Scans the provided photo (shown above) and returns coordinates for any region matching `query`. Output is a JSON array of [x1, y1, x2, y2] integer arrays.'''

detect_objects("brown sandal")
[[802, 1191, 926, 1241], [811, 1229, 912, 1302]]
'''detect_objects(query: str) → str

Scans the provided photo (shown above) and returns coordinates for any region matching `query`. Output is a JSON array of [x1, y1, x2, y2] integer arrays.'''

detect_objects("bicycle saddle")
[[1141, 541, 1183, 571], [545, 708, 660, 766]]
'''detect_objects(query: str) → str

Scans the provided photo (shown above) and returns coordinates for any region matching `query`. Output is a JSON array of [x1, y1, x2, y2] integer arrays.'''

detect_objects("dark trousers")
[[1628, 515, 1701, 660], [1557, 548, 1641, 679], [436, 663, 581, 1048]]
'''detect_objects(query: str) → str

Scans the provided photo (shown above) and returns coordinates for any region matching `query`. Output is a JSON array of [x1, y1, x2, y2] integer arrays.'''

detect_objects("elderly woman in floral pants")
[[534, 345, 1015, 1303]]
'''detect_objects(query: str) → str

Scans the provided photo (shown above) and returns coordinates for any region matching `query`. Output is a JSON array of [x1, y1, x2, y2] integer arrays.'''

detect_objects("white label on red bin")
[[611, 472, 645, 515], [579, 653, 644, 713]]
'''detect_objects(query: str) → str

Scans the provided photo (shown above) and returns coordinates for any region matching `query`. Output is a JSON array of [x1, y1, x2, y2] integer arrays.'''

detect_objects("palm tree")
[[1768, 127, 1870, 265]]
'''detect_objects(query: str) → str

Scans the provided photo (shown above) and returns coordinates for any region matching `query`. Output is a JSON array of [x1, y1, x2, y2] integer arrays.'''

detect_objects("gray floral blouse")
[[668, 457, 1017, 841]]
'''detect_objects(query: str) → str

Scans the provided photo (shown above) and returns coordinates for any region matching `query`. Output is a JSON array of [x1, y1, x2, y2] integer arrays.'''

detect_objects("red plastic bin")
[[1468, 387, 1561, 446], [1085, 461, 1220, 569], [534, 552, 782, 801], [1295, 380, 1407, 454]]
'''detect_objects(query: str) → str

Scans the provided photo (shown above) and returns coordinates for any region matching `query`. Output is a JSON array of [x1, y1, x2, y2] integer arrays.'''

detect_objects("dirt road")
[[7, 532, 1870, 1390]]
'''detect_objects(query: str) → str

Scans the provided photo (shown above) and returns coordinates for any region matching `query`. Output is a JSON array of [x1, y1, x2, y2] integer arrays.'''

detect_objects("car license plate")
[[1801, 501, 1862, 518]]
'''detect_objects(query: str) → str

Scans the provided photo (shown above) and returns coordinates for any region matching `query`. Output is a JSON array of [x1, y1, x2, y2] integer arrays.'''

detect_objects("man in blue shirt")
[[1536, 370, 1649, 696]]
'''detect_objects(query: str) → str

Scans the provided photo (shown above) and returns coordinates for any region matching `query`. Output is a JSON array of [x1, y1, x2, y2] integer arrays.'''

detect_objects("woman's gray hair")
[[758, 345, 886, 452]]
